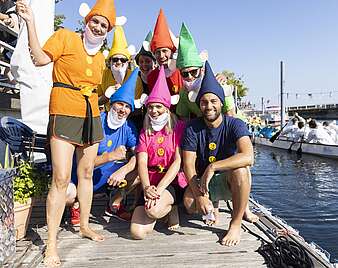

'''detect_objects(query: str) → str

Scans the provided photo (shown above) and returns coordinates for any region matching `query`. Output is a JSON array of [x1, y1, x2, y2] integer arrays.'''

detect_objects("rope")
[[226, 201, 314, 268], [257, 236, 314, 268]]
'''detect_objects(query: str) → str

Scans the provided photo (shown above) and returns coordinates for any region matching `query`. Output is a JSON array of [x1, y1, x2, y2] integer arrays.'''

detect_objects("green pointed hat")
[[135, 31, 156, 65], [176, 23, 203, 69]]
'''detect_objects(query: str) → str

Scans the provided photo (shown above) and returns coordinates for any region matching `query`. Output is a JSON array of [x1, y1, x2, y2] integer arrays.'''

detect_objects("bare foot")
[[44, 243, 61, 267], [214, 208, 220, 225], [243, 208, 259, 223], [167, 205, 180, 230], [204, 208, 219, 226], [79, 227, 105, 242], [220, 221, 241, 247]]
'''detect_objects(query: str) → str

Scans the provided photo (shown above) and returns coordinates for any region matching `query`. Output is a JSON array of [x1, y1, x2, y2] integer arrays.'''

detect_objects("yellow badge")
[[172, 85, 178, 93], [157, 136, 164, 144], [157, 148, 165, 156], [208, 156, 216, 163], [85, 68, 93, 77], [86, 56, 93, 64], [209, 142, 216, 150], [107, 140, 112, 147], [158, 164, 165, 173]]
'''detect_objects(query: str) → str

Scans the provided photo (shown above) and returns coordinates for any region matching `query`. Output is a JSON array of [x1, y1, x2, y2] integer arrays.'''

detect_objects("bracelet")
[[144, 185, 151, 191]]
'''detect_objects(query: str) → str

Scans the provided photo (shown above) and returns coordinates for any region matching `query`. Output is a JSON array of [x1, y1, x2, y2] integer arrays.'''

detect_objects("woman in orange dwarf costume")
[[16, 0, 116, 266]]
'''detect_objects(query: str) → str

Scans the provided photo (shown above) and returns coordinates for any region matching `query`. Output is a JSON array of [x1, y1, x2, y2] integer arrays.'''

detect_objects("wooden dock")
[[11, 197, 269, 268]]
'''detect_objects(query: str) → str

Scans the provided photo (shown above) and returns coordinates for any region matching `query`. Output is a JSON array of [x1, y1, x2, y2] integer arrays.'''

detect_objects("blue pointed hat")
[[110, 68, 139, 111], [196, 61, 225, 105]]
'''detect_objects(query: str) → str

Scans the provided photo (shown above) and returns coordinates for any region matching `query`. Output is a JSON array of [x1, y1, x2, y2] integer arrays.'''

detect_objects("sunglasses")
[[180, 68, 201, 78], [111, 57, 128, 63]]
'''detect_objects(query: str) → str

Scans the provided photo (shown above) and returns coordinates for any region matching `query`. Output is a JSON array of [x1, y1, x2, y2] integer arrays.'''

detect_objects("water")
[[251, 145, 338, 262]]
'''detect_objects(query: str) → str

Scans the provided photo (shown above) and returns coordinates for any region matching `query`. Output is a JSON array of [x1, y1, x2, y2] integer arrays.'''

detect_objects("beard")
[[203, 109, 222, 123]]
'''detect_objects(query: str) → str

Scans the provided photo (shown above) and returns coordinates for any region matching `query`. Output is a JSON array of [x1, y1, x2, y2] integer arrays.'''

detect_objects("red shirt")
[[147, 68, 183, 95]]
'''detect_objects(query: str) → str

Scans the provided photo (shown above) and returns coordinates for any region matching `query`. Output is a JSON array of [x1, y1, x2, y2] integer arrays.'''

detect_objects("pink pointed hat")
[[145, 65, 171, 108]]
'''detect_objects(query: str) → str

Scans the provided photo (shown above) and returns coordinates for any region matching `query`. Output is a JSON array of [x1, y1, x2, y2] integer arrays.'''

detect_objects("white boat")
[[253, 136, 338, 159]]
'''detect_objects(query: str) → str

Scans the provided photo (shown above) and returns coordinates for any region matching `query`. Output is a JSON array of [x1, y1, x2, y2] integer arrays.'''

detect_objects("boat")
[[253, 136, 338, 159]]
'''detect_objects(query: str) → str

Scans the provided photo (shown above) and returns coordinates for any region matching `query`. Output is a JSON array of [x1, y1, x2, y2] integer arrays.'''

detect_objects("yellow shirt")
[[43, 28, 105, 118]]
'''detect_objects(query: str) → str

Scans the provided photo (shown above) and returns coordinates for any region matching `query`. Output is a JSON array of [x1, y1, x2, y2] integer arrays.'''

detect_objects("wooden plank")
[[0, 60, 11, 68], [0, 21, 18, 37], [0, 81, 20, 90], [0, 40, 15, 51]]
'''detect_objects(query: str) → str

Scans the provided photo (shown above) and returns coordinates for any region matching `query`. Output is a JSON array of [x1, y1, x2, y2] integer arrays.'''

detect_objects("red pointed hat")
[[150, 9, 176, 53]]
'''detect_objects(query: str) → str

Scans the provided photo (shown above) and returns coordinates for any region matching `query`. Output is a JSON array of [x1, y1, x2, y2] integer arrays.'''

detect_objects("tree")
[[221, 70, 249, 99], [54, 0, 65, 31]]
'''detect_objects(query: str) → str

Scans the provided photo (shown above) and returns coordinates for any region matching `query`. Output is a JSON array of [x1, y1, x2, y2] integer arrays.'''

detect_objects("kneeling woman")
[[130, 66, 187, 240]]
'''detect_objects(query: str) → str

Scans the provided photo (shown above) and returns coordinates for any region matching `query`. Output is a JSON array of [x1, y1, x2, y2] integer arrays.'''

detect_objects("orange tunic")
[[43, 28, 105, 118]]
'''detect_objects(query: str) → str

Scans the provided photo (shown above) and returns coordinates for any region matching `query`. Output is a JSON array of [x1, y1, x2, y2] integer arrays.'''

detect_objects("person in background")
[[67, 69, 140, 224], [322, 121, 338, 144], [98, 24, 133, 111], [130, 66, 187, 239], [182, 61, 258, 246], [17, 0, 116, 266], [134, 31, 157, 97], [293, 120, 309, 141], [175, 23, 232, 121], [129, 31, 157, 131], [306, 119, 336, 145], [147, 9, 182, 96]]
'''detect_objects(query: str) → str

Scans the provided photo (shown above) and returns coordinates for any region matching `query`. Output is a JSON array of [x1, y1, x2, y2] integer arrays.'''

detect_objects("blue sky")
[[56, 0, 338, 108]]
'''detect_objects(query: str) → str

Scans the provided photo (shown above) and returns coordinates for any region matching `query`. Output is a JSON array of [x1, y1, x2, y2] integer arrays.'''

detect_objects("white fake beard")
[[149, 112, 169, 131], [83, 24, 106, 56], [183, 76, 203, 92], [107, 109, 127, 130], [111, 64, 128, 84]]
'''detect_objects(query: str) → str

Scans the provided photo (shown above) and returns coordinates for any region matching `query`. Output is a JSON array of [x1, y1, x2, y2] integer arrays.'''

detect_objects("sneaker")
[[104, 203, 115, 217], [70, 206, 80, 226], [105, 203, 131, 222]]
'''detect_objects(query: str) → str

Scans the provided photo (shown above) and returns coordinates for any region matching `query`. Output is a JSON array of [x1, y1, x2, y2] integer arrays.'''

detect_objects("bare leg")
[[111, 170, 140, 206], [243, 168, 259, 223], [167, 205, 179, 230], [183, 186, 198, 214], [130, 206, 156, 240], [221, 167, 250, 247], [45, 138, 75, 267], [130, 190, 174, 239], [76, 144, 104, 242]]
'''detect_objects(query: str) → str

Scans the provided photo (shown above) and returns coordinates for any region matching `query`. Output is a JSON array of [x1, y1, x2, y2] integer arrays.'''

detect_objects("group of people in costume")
[[16, 0, 258, 266]]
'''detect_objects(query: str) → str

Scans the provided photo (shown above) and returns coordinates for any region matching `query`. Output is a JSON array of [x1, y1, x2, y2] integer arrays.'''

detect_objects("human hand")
[[215, 73, 227, 85], [144, 185, 160, 200], [145, 198, 157, 210], [196, 195, 212, 215], [108, 146, 126, 161], [107, 169, 126, 187], [200, 165, 215, 195], [16, 0, 34, 24]]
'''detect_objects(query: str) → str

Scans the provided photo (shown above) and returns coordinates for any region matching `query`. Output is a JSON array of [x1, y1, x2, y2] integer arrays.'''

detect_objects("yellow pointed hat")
[[108, 25, 131, 59], [85, 0, 116, 32]]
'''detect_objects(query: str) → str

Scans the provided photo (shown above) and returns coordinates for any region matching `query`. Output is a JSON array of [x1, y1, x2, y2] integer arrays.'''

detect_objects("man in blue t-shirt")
[[67, 69, 140, 225], [181, 61, 258, 247]]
